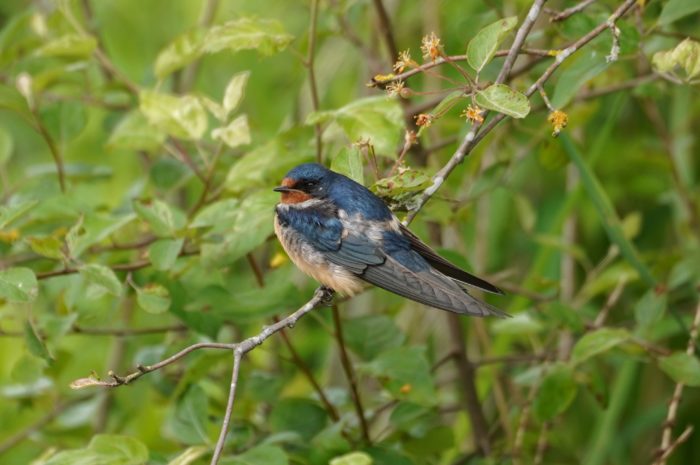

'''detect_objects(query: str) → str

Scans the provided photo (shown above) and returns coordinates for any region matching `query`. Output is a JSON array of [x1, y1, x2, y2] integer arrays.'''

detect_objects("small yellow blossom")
[[548, 110, 568, 137], [415, 113, 434, 127], [269, 252, 288, 268], [461, 104, 484, 124], [386, 80, 405, 98], [421, 32, 443, 61], [0, 229, 20, 243], [399, 383, 412, 394], [393, 49, 416, 73]]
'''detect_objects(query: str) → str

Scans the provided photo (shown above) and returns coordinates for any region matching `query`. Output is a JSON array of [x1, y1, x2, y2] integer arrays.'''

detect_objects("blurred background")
[[0, 0, 699, 464]]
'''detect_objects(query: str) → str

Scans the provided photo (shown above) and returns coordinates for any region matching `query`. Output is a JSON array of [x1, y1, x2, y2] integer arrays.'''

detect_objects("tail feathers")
[[361, 255, 507, 318]]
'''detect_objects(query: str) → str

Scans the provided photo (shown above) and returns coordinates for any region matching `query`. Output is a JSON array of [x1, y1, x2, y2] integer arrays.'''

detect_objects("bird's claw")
[[318, 286, 336, 306]]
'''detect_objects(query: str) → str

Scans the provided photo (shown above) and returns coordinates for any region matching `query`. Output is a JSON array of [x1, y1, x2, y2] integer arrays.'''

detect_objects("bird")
[[273, 163, 506, 317]]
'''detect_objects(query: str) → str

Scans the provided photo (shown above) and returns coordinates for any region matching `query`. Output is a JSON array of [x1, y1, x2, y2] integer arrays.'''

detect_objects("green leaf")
[[634, 289, 667, 333], [570, 328, 630, 365], [659, 352, 700, 386], [26, 235, 64, 260], [362, 346, 436, 405], [24, 321, 52, 362], [370, 168, 431, 208], [212, 114, 251, 148], [467, 16, 518, 72], [223, 71, 250, 116], [36, 34, 97, 59], [202, 18, 294, 56], [0, 199, 38, 229], [306, 96, 403, 156], [658, 0, 700, 25], [190, 198, 239, 229], [344, 315, 405, 360], [0, 267, 38, 303], [431, 90, 466, 117], [79, 264, 122, 297], [200, 191, 277, 266], [135, 284, 171, 314], [0, 124, 13, 165], [533, 363, 578, 421], [108, 110, 166, 152], [492, 312, 543, 335], [331, 147, 364, 185], [230, 444, 288, 465], [166, 446, 208, 465], [269, 398, 328, 440], [133, 199, 183, 238], [551, 50, 608, 108], [653, 39, 700, 80], [475, 84, 530, 118], [149, 238, 184, 270], [139, 90, 207, 140], [330, 452, 373, 465], [155, 29, 204, 80], [164, 385, 210, 445], [225, 128, 314, 193], [43, 434, 148, 465]]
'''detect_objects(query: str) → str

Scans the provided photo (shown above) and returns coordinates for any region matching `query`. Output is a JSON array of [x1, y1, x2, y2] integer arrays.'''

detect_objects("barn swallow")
[[273, 163, 505, 317]]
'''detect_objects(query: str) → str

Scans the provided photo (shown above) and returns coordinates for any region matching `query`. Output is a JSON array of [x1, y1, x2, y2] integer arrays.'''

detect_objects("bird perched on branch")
[[273, 163, 505, 317]]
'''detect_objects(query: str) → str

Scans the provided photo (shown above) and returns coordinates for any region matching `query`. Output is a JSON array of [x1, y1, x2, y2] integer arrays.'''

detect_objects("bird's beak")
[[273, 186, 293, 193]]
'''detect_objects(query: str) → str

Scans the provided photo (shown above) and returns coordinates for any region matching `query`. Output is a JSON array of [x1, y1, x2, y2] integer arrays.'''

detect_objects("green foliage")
[[1, 1, 699, 465]]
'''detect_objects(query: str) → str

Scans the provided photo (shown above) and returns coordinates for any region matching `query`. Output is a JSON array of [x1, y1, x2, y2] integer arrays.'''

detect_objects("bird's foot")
[[318, 286, 336, 306]]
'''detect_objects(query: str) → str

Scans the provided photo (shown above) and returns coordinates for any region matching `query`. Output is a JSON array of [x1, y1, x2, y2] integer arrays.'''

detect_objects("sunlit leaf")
[[331, 146, 364, 185], [167, 446, 208, 465], [36, 34, 96, 59], [108, 111, 166, 152], [79, 264, 122, 297], [330, 451, 373, 465], [212, 114, 251, 148], [155, 29, 204, 80], [467, 16, 518, 72], [0, 267, 38, 302], [133, 199, 184, 238], [475, 84, 530, 118], [203, 18, 293, 56], [139, 90, 207, 140], [149, 238, 184, 270], [223, 71, 250, 116], [26, 235, 63, 260], [135, 283, 171, 314]]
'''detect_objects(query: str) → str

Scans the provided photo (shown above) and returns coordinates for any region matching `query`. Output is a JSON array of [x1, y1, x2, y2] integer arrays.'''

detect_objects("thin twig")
[[332, 305, 371, 444], [545, 0, 597, 22], [371, 0, 399, 63], [210, 349, 242, 464], [655, 301, 700, 465], [495, 0, 547, 85], [307, 0, 324, 163]]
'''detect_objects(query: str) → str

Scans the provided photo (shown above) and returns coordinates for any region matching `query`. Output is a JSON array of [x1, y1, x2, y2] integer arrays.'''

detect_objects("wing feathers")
[[399, 224, 504, 295]]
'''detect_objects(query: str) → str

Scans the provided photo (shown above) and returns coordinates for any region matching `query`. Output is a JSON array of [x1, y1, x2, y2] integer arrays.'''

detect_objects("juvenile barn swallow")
[[273, 163, 505, 317]]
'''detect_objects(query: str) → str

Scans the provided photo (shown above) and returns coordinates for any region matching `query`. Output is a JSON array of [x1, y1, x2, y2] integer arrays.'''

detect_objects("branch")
[[495, 0, 547, 85], [306, 0, 323, 163], [371, 0, 399, 64], [545, 0, 597, 22], [655, 300, 700, 465], [404, 0, 637, 224]]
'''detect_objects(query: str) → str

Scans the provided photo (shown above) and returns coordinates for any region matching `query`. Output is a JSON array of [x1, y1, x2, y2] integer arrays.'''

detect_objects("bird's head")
[[274, 163, 333, 204]]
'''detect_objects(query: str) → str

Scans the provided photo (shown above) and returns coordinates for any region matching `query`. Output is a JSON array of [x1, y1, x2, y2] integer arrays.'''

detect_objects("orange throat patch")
[[280, 190, 312, 204]]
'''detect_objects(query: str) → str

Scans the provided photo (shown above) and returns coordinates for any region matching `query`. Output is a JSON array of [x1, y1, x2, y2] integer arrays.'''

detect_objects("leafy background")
[[1, 0, 699, 464]]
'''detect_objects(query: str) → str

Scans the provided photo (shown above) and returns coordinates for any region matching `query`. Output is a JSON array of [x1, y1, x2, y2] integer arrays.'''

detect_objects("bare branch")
[[211, 349, 242, 465], [546, 0, 597, 22], [495, 0, 547, 85], [655, 301, 700, 465]]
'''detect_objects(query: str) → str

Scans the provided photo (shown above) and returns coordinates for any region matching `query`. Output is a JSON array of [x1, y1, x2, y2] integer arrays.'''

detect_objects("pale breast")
[[274, 214, 364, 295]]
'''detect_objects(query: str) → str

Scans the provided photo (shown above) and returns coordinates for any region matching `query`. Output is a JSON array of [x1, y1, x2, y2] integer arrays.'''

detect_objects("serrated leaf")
[[570, 328, 630, 365], [149, 238, 184, 270], [533, 363, 577, 421], [139, 90, 207, 140], [212, 114, 251, 148], [331, 147, 364, 185], [36, 34, 97, 59], [467, 16, 518, 72], [155, 29, 204, 80], [136, 284, 171, 314], [659, 352, 700, 386], [42, 434, 148, 465], [133, 199, 183, 237], [223, 71, 250, 116], [0, 267, 38, 302], [79, 264, 122, 296], [203, 18, 293, 56], [475, 84, 530, 118], [108, 110, 166, 152]]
